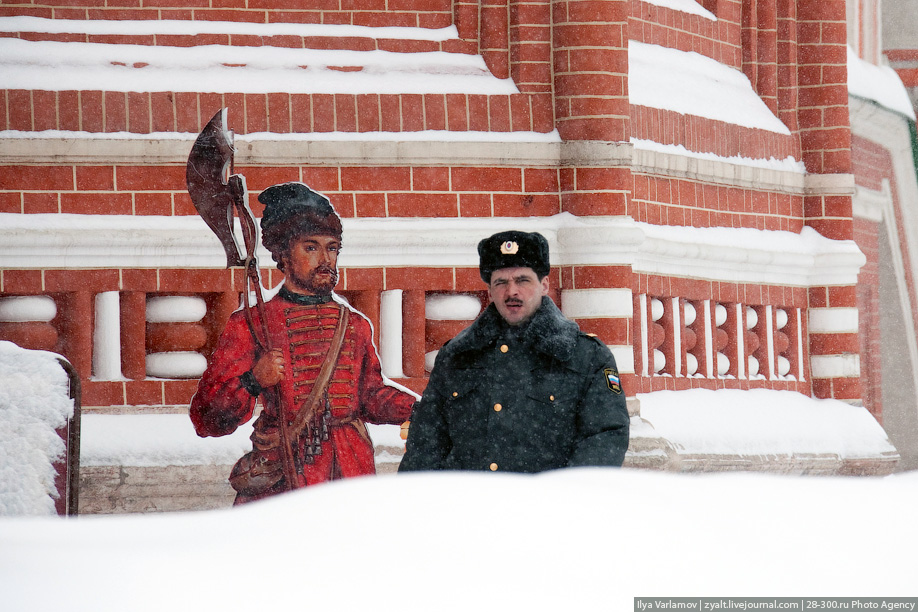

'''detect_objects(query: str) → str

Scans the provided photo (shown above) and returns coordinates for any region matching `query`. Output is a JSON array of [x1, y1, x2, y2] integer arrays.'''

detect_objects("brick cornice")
[[803, 173, 856, 196]]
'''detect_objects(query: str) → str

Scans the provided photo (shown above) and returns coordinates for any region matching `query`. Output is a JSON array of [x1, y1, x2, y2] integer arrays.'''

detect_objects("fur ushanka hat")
[[477, 230, 550, 283], [258, 182, 342, 261]]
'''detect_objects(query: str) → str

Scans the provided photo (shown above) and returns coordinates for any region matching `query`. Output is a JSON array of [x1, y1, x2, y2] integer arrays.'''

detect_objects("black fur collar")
[[447, 297, 579, 362]]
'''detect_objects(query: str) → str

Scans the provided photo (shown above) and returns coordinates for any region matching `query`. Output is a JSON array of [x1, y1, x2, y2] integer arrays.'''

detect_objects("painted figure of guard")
[[399, 230, 630, 473], [191, 182, 416, 504]]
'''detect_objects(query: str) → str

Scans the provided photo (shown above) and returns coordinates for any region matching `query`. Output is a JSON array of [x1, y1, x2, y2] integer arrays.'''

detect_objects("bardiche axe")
[[186, 108, 297, 490]]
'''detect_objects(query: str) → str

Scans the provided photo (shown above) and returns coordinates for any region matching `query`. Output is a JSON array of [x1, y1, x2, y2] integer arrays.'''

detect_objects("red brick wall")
[[630, 0, 742, 67], [0, 0, 453, 28], [631, 172, 804, 231], [854, 216, 883, 421], [0, 90, 554, 135], [851, 133, 918, 420], [0, 0, 875, 409]]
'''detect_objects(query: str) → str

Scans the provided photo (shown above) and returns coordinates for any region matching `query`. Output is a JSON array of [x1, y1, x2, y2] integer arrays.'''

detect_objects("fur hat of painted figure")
[[259, 182, 342, 259], [478, 230, 550, 283]]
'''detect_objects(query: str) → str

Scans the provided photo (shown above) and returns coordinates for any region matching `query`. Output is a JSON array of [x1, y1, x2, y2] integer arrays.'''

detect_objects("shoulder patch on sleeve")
[[604, 367, 622, 394]]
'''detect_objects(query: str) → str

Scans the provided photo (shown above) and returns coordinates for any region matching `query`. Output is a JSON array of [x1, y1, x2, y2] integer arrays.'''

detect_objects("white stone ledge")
[[803, 173, 856, 196], [810, 354, 861, 379], [853, 184, 889, 223], [609, 345, 635, 374], [631, 146, 806, 193], [0, 213, 867, 288], [0, 133, 564, 168], [0, 133, 634, 170], [560, 288, 633, 318], [808, 307, 859, 334]]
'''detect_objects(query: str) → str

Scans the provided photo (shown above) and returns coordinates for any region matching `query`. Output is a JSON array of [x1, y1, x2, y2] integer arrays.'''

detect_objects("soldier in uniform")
[[191, 182, 416, 504], [399, 230, 630, 473]]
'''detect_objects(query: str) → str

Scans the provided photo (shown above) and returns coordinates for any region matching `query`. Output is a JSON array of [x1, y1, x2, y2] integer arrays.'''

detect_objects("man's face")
[[488, 266, 549, 326], [281, 234, 340, 295]]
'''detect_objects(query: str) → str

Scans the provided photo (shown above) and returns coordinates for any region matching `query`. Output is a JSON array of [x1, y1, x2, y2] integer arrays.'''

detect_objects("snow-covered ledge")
[[636, 389, 899, 475], [0, 213, 865, 288]]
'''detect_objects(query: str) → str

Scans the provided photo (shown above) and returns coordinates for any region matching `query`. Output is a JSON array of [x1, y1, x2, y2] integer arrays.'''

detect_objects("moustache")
[[311, 265, 338, 277], [504, 298, 523, 306]]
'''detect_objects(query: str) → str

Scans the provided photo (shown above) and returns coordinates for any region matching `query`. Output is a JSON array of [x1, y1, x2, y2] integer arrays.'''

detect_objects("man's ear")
[[540, 275, 550, 296]]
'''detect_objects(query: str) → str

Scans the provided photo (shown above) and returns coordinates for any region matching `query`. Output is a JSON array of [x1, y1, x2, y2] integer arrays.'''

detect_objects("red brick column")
[[755, 0, 778, 115], [510, 0, 552, 94], [61, 291, 94, 380], [481, 0, 511, 79], [120, 291, 146, 380], [402, 290, 427, 379], [552, 0, 629, 142], [796, 0, 852, 178], [795, 0, 859, 404], [776, 0, 799, 135], [808, 286, 862, 402], [454, 0, 480, 44]]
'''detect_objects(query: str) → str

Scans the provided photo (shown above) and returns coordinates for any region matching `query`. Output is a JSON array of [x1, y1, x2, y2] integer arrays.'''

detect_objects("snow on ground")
[[0, 468, 916, 611], [0, 342, 73, 516]]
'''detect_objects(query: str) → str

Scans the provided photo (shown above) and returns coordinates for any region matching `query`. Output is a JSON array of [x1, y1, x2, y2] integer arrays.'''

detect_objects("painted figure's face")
[[282, 234, 340, 295], [488, 266, 549, 326]]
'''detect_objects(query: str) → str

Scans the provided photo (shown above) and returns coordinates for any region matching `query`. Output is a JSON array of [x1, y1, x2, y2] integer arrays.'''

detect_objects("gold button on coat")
[[452, 392, 458, 397], [500, 344, 509, 353], [494, 403, 502, 412], [489, 463, 498, 471]]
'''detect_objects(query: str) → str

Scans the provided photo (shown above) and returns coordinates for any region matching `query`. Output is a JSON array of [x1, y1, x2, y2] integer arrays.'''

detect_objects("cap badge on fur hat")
[[500, 241, 519, 255], [478, 230, 550, 283]]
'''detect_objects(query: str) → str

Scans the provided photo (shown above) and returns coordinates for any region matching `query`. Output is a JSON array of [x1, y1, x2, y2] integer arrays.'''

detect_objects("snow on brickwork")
[[638, 0, 715, 20], [847, 46, 916, 120], [629, 41, 790, 135], [0, 0, 453, 29], [0, 16, 461, 42], [0, 30, 514, 96]]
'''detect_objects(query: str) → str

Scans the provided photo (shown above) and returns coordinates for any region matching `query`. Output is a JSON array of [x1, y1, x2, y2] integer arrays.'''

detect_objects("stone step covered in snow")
[[77, 413, 408, 513], [637, 389, 900, 475], [76, 386, 901, 514]]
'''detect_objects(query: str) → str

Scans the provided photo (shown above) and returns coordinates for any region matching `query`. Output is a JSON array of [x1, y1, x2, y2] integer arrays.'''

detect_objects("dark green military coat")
[[399, 297, 630, 473]]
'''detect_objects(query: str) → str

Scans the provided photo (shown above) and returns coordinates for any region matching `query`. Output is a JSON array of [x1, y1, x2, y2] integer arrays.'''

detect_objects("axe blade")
[[186, 108, 246, 268]]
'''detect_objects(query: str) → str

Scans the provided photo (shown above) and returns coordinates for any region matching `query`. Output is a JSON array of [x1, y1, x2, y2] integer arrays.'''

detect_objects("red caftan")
[[190, 292, 415, 504]]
